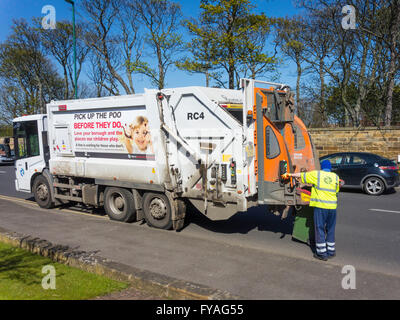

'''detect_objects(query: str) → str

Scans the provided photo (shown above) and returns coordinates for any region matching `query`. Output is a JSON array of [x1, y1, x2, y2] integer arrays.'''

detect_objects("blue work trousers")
[[313, 207, 336, 257]]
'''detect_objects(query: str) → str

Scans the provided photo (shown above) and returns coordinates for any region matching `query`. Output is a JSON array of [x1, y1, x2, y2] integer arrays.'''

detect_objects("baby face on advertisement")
[[132, 121, 151, 152]]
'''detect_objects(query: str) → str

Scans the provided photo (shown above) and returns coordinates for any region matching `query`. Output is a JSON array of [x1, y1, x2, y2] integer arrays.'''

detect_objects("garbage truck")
[[13, 78, 318, 232]]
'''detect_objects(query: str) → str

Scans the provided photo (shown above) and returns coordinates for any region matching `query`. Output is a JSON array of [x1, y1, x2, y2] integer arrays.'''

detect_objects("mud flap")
[[172, 199, 186, 231], [132, 189, 144, 221], [292, 206, 315, 244], [165, 191, 186, 231]]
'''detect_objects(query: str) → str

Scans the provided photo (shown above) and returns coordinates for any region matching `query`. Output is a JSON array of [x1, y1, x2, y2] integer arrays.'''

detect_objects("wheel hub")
[[149, 198, 167, 220], [110, 193, 125, 214], [37, 184, 49, 201], [114, 196, 124, 210], [367, 180, 382, 194]]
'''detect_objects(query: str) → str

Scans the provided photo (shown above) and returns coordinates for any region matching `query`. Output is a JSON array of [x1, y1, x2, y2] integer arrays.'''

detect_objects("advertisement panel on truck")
[[59, 108, 156, 161]]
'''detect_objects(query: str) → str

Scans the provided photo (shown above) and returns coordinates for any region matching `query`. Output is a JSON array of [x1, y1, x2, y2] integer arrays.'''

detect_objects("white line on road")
[[0, 171, 6, 174], [369, 209, 400, 214]]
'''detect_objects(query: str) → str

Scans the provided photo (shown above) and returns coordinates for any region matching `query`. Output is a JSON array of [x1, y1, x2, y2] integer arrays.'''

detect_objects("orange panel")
[[262, 118, 291, 182], [292, 116, 316, 172], [253, 87, 291, 183]]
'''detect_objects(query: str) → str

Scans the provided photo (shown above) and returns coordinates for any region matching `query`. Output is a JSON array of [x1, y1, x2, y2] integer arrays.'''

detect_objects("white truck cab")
[[13, 114, 48, 193]]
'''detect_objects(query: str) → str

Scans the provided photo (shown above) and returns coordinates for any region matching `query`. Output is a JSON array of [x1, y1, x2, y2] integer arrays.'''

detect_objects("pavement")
[[0, 220, 235, 300], [1, 163, 400, 299]]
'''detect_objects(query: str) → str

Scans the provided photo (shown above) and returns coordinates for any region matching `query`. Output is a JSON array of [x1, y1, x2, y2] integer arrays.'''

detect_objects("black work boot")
[[313, 253, 328, 261]]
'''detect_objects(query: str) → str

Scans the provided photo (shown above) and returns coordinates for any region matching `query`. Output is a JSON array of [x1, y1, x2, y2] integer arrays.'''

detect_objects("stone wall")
[[309, 127, 400, 162]]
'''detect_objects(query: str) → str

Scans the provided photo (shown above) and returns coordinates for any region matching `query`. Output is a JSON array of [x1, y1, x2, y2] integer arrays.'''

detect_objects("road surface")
[[1, 163, 399, 299]]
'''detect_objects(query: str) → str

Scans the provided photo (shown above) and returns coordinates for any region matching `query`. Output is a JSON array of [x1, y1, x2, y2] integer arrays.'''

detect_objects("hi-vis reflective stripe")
[[310, 198, 337, 204], [316, 243, 327, 254], [327, 242, 335, 251], [316, 171, 338, 192]]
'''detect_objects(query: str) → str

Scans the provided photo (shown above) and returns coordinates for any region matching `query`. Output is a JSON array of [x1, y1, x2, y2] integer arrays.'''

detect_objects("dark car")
[[320, 152, 400, 195], [0, 143, 15, 164]]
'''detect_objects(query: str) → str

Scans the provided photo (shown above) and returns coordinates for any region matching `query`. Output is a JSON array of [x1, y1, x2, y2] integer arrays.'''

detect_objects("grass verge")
[[0, 241, 129, 300]]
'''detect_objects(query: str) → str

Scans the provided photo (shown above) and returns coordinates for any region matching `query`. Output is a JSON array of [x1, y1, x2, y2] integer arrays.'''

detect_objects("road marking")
[[369, 209, 400, 214], [0, 194, 30, 204], [0, 171, 6, 174], [0, 194, 108, 220]]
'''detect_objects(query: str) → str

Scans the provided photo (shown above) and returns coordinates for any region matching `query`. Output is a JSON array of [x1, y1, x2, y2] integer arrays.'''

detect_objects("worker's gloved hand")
[[281, 173, 292, 180]]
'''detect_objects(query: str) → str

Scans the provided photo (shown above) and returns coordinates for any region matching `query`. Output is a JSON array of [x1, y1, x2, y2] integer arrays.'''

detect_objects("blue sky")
[[0, 0, 303, 93]]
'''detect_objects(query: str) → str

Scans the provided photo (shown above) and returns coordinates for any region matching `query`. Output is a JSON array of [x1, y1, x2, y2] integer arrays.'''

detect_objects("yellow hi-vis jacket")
[[301, 170, 340, 209]]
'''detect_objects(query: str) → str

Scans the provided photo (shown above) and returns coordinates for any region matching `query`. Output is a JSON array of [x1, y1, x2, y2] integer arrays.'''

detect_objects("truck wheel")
[[33, 175, 55, 209], [143, 193, 172, 230], [104, 187, 136, 222]]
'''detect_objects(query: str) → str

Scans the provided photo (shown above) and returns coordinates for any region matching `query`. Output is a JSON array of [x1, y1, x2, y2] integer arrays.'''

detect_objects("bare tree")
[[87, 51, 119, 96], [274, 16, 309, 118], [384, 0, 400, 126], [40, 20, 89, 99], [300, 8, 336, 126], [80, 0, 140, 94], [0, 20, 63, 117], [297, 0, 400, 127], [128, 0, 184, 90]]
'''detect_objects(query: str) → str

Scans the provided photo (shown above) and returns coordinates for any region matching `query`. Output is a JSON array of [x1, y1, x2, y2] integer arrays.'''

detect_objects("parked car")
[[0, 144, 15, 164], [320, 152, 400, 195]]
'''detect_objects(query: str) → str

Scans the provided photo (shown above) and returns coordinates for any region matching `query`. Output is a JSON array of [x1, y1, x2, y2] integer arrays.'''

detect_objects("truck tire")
[[104, 187, 136, 222], [143, 192, 172, 230], [33, 175, 55, 209]]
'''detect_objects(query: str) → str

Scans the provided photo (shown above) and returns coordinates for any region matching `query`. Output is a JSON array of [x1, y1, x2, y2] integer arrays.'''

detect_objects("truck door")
[[254, 89, 293, 204], [13, 120, 42, 192]]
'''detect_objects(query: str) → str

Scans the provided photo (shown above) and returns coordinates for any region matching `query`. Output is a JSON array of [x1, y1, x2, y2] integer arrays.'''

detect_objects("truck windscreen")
[[13, 120, 40, 159]]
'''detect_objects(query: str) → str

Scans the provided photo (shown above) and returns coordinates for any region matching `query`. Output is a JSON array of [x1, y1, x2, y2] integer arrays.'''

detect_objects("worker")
[[286, 160, 341, 261]]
